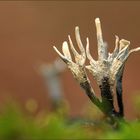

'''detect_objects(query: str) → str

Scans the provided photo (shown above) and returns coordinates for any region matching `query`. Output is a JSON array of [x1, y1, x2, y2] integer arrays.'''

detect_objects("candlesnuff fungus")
[[53, 18, 140, 122]]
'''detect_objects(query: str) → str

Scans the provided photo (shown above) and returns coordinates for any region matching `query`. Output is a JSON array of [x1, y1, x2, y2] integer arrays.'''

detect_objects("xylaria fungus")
[[53, 18, 140, 124]]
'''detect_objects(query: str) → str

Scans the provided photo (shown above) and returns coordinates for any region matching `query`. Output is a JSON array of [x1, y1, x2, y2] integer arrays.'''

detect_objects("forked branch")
[[53, 27, 102, 109]]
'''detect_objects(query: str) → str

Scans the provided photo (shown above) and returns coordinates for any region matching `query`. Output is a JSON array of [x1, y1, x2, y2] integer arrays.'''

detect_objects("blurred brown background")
[[0, 1, 140, 120]]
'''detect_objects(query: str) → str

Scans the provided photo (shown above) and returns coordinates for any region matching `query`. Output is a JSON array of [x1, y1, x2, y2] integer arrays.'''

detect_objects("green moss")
[[1, 100, 140, 139]]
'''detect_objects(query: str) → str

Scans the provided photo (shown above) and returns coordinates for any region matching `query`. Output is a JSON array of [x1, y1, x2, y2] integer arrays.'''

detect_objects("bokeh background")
[[0, 1, 139, 120]]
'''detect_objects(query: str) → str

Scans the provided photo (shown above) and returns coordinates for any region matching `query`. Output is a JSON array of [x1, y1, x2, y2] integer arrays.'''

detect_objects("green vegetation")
[[0, 102, 93, 140], [0, 98, 140, 140]]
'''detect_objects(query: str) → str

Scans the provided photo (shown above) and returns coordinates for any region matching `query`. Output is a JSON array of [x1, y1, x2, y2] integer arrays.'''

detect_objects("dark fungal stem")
[[99, 77, 117, 117], [80, 81, 102, 110], [80, 78, 120, 119], [116, 67, 124, 117]]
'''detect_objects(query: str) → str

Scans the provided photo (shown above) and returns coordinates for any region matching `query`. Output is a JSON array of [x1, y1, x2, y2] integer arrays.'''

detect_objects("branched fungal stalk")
[[53, 18, 140, 123]]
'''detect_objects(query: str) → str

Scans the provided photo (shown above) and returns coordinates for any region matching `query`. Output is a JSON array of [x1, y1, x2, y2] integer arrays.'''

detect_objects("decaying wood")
[[53, 17, 140, 123]]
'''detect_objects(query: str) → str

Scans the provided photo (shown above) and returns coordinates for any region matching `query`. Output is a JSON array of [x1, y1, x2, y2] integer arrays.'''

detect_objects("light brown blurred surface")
[[0, 1, 140, 120]]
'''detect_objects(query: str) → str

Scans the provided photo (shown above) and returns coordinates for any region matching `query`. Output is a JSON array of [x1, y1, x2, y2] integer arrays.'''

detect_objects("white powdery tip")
[[86, 37, 89, 42], [115, 35, 119, 40], [53, 46, 57, 50], [75, 26, 79, 31], [95, 18, 100, 24], [85, 65, 91, 69], [129, 47, 140, 54], [120, 39, 130, 45], [63, 41, 68, 47], [62, 41, 69, 52], [135, 47, 140, 51]]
